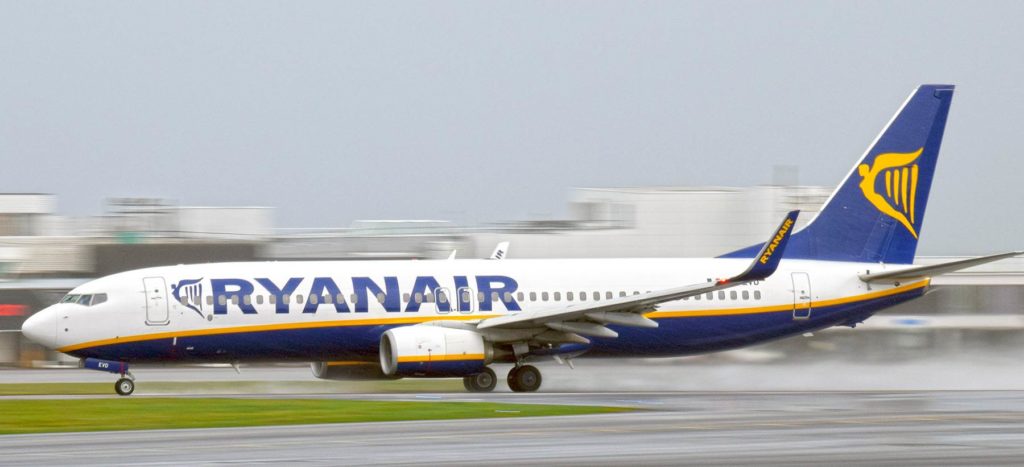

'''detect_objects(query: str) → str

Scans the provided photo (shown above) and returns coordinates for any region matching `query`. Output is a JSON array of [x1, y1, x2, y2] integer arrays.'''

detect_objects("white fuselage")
[[23, 257, 926, 363]]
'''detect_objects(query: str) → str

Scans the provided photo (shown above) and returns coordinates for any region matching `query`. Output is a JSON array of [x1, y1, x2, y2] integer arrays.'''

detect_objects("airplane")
[[21, 84, 1022, 395]]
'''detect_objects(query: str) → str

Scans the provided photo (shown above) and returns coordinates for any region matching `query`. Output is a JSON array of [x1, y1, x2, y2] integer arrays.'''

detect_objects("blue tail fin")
[[723, 84, 954, 264]]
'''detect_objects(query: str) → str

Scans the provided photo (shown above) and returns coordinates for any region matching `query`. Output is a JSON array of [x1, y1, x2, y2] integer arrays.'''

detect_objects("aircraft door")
[[791, 272, 812, 320], [456, 287, 475, 314], [143, 277, 170, 325]]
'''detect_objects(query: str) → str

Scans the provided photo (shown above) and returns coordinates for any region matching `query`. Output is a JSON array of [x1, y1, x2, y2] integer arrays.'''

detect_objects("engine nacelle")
[[310, 361, 400, 381], [380, 326, 491, 377]]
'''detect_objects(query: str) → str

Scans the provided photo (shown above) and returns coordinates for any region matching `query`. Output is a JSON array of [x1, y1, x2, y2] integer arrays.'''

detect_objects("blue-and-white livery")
[[21, 85, 1022, 395]]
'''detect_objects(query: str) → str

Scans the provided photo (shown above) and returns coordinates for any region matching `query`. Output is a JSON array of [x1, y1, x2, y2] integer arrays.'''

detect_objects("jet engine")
[[380, 326, 492, 377]]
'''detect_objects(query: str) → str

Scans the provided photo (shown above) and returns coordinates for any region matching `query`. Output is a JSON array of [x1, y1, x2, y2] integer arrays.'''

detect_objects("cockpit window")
[[59, 293, 109, 306]]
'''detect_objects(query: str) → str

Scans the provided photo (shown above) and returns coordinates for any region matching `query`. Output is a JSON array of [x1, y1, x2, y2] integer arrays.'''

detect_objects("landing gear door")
[[791, 272, 812, 320], [143, 277, 169, 325]]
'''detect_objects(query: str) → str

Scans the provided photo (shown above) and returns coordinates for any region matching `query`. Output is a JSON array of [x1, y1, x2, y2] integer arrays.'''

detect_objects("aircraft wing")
[[858, 251, 1023, 282], [476, 211, 799, 335]]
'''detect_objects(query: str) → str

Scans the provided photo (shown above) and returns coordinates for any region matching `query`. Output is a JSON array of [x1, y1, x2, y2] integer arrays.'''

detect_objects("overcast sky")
[[1, 1, 1022, 255]]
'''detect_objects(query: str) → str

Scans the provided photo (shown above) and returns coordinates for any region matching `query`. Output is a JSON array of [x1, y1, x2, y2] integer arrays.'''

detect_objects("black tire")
[[115, 378, 135, 396], [507, 365, 542, 393], [463, 367, 497, 392]]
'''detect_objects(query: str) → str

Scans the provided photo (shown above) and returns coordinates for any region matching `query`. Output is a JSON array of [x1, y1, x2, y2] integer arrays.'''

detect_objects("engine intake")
[[380, 326, 491, 377]]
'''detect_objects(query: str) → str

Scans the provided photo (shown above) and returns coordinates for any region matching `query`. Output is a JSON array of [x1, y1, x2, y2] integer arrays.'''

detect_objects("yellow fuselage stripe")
[[397, 353, 486, 363], [58, 279, 929, 353]]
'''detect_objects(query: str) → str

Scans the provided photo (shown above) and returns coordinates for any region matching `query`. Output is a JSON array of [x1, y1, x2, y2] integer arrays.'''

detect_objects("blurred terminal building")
[[1, 188, 1022, 367]]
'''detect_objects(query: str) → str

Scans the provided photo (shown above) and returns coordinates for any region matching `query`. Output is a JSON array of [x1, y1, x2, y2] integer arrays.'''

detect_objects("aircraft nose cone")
[[22, 307, 57, 349]]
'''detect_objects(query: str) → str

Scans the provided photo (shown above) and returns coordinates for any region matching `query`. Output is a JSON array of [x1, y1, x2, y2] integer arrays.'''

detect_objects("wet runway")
[[3, 391, 1024, 465]]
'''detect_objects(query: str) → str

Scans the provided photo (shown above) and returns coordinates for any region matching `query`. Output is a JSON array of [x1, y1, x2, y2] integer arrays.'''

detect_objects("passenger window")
[[594, 292, 600, 301], [425, 292, 434, 303], [730, 291, 737, 300], [517, 292, 524, 302], [337, 293, 346, 304], [754, 291, 762, 300], [567, 292, 574, 301], [376, 292, 386, 304], [414, 293, 423, 304], [542, 292, 549, 301], [295, 294, 305, 304], [462, 290, 472, 303], [256, 295, 264, 305], [578, 291, 586, 301], [529, 292, 537, 301], [350, 294, 358, 304], [207, 296, 214, 306], [718, 291, 725, 300], [619, 292, 626, 297], [218, 296, 227, 306], [92, 293, 108, 305], [742, 291, 749, 300], [605, 292, 612, 300], [283, 295, 291, 305], [503, 292, 512, 303], [553, 292, 561, 301], [231, 295, 240, 306], [491, 292, 499, 302], [705, 293, 713, 300], [269, 295, 277, 305], [436, 292, 447, 304], [243, 295, 252, 306], [324, 295, 333, 304], [694, 294, 700, 300], [403, 293, 410, 303]]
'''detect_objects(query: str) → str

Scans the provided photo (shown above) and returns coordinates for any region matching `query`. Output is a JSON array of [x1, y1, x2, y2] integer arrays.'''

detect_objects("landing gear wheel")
[[114, 377, 135, 396], [507, 365, 542, 393], [463, 367, 497, 392]]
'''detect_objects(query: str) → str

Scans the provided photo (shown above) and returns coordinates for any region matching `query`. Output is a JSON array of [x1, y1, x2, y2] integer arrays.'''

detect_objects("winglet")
[[488, 242, 509, 260], [723, 210, 799, 284]]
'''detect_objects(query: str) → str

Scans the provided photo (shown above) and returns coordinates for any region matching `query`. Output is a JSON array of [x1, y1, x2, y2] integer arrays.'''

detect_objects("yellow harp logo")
[[857, 147, 924, 239]]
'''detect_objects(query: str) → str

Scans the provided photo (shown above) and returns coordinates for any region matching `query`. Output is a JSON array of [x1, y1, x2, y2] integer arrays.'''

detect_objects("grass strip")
[[0, 398, 627, 435], [0, 379, 462, 396]]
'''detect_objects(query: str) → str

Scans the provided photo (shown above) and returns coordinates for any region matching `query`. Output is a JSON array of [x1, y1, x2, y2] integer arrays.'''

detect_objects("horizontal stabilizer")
[[859, 251, 1023, 282]]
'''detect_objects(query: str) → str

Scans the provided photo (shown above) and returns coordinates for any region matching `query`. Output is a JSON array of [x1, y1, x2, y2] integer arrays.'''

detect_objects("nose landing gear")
[[115, 377, 135, 396], [83, 358, 135, 396]]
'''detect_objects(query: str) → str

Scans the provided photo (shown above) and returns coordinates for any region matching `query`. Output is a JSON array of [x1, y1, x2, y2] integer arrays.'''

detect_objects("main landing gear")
[[507, 365, 542, 392], [463, 367, 497, 392], [463, 365, 543, 393]]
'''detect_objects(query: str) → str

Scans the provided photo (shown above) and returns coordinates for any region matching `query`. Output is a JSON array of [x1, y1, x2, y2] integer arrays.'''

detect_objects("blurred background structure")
[[1, 187, 1022, 368]]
